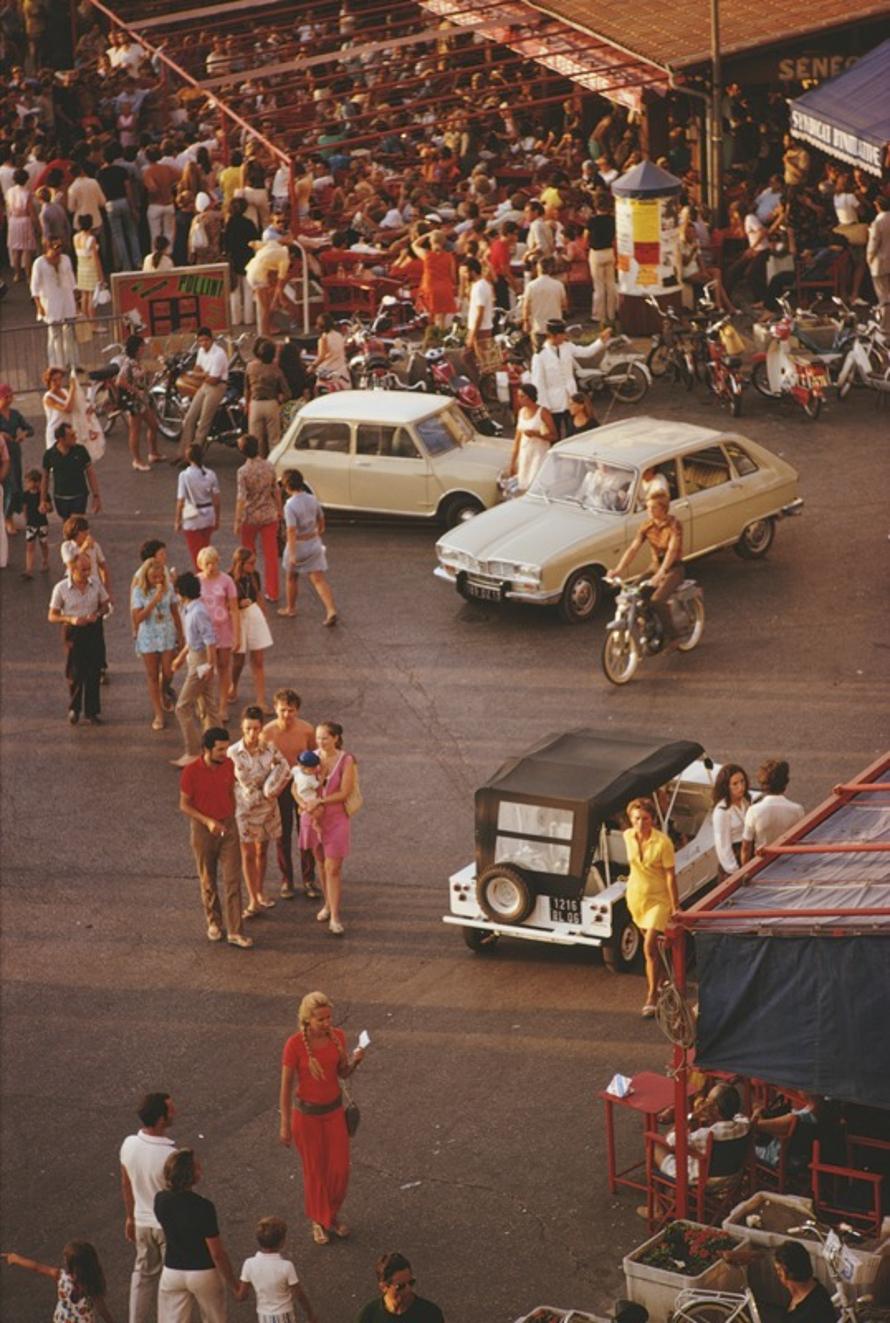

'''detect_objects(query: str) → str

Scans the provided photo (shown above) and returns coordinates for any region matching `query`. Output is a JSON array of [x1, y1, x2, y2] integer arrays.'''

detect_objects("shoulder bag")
[[345, 758, 363, 817], [342, 1081, 360, 1137]]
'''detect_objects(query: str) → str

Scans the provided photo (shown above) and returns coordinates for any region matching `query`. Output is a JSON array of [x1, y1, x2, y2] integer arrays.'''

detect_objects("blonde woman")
[[196, 545, 240, 724], [278, 991, 365, 1246], [131, 555, 182, 730], [623, 797, 678, 1018]]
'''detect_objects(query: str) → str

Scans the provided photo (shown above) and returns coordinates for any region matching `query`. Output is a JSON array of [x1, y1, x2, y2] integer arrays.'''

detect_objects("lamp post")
[[709, 0, 723, 221]]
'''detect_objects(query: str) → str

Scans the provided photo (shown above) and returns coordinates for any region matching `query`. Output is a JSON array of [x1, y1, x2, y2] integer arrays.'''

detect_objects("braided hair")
[[297, 990, 348, 1081]]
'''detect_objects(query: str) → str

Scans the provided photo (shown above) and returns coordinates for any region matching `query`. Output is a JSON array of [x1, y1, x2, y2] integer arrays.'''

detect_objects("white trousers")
[[230, 275, 255, 327], [158, 1266, 226, 1323], [129, 1224, 165, 1323], [590, 248, 618, 323], [147, 204, 176, 245]]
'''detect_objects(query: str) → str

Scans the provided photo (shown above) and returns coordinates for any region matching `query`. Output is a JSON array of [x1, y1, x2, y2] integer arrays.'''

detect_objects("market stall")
[[789, 37, 890, 176], [665, 751, 890, 1221]]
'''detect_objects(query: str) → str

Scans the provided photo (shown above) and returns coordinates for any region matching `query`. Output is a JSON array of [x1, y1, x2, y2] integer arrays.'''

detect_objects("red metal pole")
[[672, 927, 689, 1219]]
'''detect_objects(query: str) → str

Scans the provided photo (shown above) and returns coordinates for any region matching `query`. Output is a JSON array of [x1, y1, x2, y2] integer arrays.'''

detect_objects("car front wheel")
[[558, 567, 601, 624], [734, 517, 775, 559], [476, 864, 534, 925], [442, 494, 484, 528]]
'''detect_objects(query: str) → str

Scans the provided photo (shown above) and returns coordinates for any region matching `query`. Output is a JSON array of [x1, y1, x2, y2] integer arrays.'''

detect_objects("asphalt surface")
[[2, 358, 889, 1323]]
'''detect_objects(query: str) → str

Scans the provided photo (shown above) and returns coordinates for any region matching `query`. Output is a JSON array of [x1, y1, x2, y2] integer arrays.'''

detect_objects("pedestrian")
[[48, 550, 110, 725], [866, 195, 890, 332], [356, 1253, 445, 1323], [170, 571, 219, 767], [30, 238, 79, 369], [97, 140, 141, 271], [0, 383, 34, 538], [154, 1148, 248, 1322], [42, 366, 77, 450], [245, 236, 290, 338], [142, 235, 174, 272], [175, 444, 219, 569], [278, 990, 365, 1246], [223, 196, 259, 328], [529, 318, 583, 438], [587, 191, 617, 327], [741, 759, 804, 863], [1, 1241, 115, 1323], [263, 690, 320, 902], [240, 1216, 318, 1323], [228, 705, 290, 917], [131, 556, 182, 731], [120, 1091, 177, 1323], [463, 256, 495, 374], [60, 514, 111, 686], [176, 328, 229, 462], [0, 434, 8, 570], [298, 721, 357, 936], [522, 257, 566, 346], [622, 796, 678, 1019], [20, 468, 50, 578], [116, 335, 163, 471], [415, 229, 457, 329], [233, 433, 282, 604], [178, 726, 253, 948], [74, 214, 104, 322], [711, 763, 754, 878], [508, 382, 556, 493], [278, 470, 337, 625], [245, 339, 289, 458], [5, 167, 38, 282], [312, 313, 350, 388], [36, 185, 71, 250], [568, 391, 598, 435], [196, 545, 239, 723], [229, 547, 273, 710]]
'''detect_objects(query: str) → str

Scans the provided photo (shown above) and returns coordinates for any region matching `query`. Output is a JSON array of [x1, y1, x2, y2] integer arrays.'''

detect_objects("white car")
[[445, 729, 720, 972], [269, 391, 511, 526]]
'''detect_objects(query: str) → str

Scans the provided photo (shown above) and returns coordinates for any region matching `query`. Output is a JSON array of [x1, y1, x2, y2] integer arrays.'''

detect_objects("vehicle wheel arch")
[[556, 561, 609, 624], [437, 489, 486, 528]]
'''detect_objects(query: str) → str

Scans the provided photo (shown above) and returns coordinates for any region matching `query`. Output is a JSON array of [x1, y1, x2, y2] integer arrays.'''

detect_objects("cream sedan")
[[434, 417, 802, 622], [269, 391, 511, 527]]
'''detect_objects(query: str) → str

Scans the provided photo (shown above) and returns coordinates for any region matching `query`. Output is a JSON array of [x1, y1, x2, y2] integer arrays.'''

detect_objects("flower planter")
[[623, 1220, 745, 1323]]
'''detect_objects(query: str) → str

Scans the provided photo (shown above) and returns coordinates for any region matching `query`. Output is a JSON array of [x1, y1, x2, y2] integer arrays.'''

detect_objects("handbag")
[[345, 761, 363, 817], [94, 282, 111, 307], [342, 1083, 360, 1137], [181, 475, 199, 522]]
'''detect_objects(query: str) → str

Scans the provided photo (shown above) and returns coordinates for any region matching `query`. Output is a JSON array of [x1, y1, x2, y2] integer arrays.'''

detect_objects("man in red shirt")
[[179, 727, 253, 948], [487, 220, 519, 311]]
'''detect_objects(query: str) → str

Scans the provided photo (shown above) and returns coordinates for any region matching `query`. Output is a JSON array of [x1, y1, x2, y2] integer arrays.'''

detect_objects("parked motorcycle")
[[422, 347, 504, 434], [86, 342, 128, 436], [703, 316, 746, 416], [835, 314, 890, 399], [370, 289, 427, 337], [750, 315, 828, 418], [149, 347, 247, 451], [601, 576, 704, 685], [571, 331, 652, 404]]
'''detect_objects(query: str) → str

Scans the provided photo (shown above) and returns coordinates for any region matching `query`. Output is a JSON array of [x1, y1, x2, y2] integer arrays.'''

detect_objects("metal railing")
[[0, 315, 131, 398]]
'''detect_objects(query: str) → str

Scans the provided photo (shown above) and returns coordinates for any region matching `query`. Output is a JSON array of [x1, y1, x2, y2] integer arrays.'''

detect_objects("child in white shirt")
[[291, 750, 322, 811], [240, 1216, 317, 1323]]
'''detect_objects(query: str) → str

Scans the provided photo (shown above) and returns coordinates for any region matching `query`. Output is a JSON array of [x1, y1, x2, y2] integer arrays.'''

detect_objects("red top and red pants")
[[282, 1028, 350, 1228]]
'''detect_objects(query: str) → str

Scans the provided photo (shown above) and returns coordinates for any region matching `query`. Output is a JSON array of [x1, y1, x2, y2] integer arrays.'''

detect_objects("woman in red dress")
[[279, 991, 365, 1245], [416, 230, 457, 329]]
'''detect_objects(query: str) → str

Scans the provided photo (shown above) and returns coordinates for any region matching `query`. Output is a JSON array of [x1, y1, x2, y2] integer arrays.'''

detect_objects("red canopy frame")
[[664, 750, 890, 1218]]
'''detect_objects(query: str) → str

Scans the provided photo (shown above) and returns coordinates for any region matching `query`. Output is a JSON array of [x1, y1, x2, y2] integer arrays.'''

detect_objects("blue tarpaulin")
[[789, 38, 890, 177]]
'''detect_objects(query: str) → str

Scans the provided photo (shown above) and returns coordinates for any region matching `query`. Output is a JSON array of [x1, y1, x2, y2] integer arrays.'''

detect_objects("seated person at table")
[[753, 1094, 837, 1174], [653, 1082, 749, 1181]]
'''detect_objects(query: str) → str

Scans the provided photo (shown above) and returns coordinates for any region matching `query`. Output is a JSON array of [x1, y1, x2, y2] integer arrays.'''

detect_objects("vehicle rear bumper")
[[433, 565, 560, 605], [778, 498, 804, 518], [442, 914, 603, 947]]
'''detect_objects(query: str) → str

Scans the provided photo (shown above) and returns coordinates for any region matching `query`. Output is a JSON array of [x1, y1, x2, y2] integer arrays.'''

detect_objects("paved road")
[[2, 377, 888, 1323]]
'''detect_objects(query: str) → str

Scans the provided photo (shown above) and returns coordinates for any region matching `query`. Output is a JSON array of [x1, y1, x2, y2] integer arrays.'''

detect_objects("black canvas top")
[[479, 730, 704, 817]]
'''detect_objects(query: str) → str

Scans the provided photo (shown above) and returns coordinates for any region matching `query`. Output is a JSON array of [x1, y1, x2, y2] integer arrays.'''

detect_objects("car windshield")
[[416, 406, 470, 456], [529, 453, 635, 512]]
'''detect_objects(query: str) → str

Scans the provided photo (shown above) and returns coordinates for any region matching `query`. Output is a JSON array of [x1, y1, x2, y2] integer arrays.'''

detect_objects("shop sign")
[[789, 106, 883, 174], [778, 54, 858, 82], [111, 264, 231, 336]]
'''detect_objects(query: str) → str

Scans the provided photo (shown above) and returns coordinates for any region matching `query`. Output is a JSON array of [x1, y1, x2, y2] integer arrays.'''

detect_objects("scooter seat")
[[88, 364, 119, 382]]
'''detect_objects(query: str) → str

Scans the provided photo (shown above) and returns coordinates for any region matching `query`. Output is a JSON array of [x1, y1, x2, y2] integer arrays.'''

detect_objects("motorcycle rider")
[[609, 491, 684, 644]]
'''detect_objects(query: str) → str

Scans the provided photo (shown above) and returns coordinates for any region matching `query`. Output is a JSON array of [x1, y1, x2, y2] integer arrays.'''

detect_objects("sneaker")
[[227, 934, 254, 949], [68, 709, 80, 724], [280, 884, 297, 899], [207, 923, 223, 942], [329, 919, 344, 935]]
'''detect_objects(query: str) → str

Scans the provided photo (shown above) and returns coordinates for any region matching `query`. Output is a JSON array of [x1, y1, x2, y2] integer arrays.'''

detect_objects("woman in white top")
[[313, 313, 349, 386], [42, 365, 76, 449], [174, 443, 220, 568], [833, 172, 866, 300], [509, 382, 556, 492], [711, 762, 754, 877], [143, 234, 174, 272]]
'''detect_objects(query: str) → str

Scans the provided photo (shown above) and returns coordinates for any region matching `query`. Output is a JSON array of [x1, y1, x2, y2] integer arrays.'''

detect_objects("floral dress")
[[54, 1269, 96, 1323], [227, 738, 290, 841], [132, 581, 178, 654]]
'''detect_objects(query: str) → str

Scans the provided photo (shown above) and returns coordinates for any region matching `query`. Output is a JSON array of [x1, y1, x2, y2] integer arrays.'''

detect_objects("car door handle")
[[354, 460, 371, 467]]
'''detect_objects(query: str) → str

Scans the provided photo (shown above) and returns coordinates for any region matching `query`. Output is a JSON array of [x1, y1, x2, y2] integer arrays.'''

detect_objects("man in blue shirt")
[[170, 571, 219, 767]]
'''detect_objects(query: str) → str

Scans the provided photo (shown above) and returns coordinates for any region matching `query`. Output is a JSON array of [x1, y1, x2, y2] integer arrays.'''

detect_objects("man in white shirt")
[[754, 175, 784, 224], [120, 1091, 176, 1323], [30, 240, 78, 369], [867, 196, 890, 331], [522, 258, 566, 343], [741, 758, 804, 863], [524, 199, 554, 267], [178, 327, 229, 461], [465, 257, 494, 369], [727, 207, 770, 302], [531, 319, 607, 437]]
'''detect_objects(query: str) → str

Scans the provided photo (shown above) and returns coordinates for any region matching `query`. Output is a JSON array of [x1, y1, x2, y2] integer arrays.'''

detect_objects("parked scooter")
[[835, 314, 890, 399], [572, 331, 652, 404], [750, 313, 828, 418], [422, 347, 504, 434], [601, 576, 704, 685]]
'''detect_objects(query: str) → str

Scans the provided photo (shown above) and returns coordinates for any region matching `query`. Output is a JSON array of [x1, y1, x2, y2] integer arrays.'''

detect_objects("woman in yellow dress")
[[623, 796, 679, 1018]]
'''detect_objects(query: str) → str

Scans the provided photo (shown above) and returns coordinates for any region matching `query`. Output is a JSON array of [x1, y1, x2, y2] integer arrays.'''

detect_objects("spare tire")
[[476, 864, 534, 925]]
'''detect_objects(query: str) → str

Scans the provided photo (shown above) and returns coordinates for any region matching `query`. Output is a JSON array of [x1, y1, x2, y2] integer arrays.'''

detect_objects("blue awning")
[[789, 38, 890, 177]]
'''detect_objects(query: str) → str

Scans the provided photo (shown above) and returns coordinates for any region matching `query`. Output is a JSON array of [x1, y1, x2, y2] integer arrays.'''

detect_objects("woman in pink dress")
[[196, 544, 240, 724], [296, 722, 356, 936]]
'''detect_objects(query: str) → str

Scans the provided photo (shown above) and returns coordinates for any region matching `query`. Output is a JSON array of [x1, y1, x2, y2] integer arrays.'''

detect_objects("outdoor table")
[[599, 1070, 693, 1195]]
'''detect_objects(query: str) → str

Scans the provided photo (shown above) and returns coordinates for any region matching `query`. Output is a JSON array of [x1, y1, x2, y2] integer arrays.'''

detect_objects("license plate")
[[465, 579, 502, 602], [550, 896, 582, 924]]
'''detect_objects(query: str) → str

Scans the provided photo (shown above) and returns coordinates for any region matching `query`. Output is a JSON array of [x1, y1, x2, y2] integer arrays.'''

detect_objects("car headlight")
[[484, 560, 541, 585], [437, 547, 476, 572]]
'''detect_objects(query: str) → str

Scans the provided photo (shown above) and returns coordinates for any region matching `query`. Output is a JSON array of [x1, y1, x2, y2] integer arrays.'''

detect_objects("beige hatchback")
[[269, 391, 511, 527], [434, 417, 802, 623]]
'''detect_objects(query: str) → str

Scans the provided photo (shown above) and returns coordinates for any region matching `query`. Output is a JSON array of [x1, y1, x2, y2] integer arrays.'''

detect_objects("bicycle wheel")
[[672, 1295, 751, 1323], [647, 341, 671, 377]]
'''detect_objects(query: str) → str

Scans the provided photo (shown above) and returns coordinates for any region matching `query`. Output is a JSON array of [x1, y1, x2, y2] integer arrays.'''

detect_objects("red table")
[[599, 1070, 693, 1195]]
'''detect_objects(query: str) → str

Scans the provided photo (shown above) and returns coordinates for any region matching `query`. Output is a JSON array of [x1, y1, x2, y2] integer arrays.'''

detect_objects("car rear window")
[[725, 442, 759, 476]]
